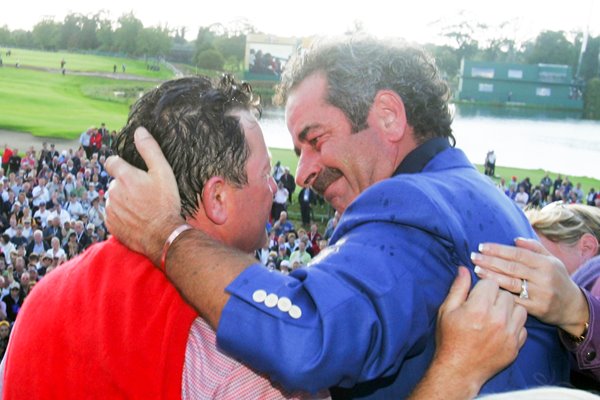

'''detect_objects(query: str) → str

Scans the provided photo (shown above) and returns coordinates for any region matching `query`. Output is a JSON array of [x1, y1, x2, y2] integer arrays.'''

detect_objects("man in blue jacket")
[[105, 36, 568, 398]]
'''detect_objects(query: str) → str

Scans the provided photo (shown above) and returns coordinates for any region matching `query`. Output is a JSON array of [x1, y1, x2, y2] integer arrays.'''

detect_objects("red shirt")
[[1, 148, 13, 164], [3, 238, 197, 399], [90, 132, 103, 150]]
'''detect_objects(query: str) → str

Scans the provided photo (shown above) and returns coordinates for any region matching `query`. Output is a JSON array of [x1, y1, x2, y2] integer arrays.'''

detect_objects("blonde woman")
[[473, 203, 600, 385]]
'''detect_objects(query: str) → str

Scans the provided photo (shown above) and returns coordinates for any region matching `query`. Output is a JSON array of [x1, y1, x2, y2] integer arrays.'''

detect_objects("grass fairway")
[[0, 67, 158, 138], [6, 48, 173, 79]]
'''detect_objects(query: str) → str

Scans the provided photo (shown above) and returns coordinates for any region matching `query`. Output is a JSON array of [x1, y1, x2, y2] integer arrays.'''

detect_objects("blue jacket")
[[218, 143, 569, 398]]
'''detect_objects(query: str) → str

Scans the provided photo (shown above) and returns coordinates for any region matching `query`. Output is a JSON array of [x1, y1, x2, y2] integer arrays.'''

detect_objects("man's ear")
[[579, 232, 599, 260], [369, 90, 407, 142], [199, 176, 229, 225]]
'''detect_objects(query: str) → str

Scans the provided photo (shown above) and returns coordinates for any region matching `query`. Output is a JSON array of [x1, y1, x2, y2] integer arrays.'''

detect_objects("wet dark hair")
[[114, 75, 261, 218], [275, 35, 454, 145]]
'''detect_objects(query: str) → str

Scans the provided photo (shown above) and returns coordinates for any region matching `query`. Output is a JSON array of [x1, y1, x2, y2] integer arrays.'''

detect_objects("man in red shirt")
[[89, 129, 103, 156], [1, 145, 13, 174]]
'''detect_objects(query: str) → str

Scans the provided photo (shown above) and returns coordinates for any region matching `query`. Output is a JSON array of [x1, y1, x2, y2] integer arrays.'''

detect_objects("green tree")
[[0, 25, 10, 46], [195, 27, 216, 53], [440, 19, 481, 61], [96, 15, 114, 51], [32, 19, 61, 50], [195, 48, 225, 70], [584, 78, 600, 120], [79, 14, 100, 50], [524, 30, 577, 66], [578, 35, 600, 81], [114, 12, 143, 55], [11, 30, 34, 48], [60, 13, 83, 49], [137, 26, 172, 57], [214, 34, 245, 69], [425, 44, 460, 79]]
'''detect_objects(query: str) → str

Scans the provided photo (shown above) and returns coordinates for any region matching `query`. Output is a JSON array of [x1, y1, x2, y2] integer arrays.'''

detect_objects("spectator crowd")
[[496, 172, 599, 210], [0, 125, 115, 359]]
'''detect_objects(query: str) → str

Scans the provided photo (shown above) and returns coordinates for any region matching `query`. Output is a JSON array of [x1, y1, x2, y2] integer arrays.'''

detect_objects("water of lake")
[[261, 105, 600, 179]]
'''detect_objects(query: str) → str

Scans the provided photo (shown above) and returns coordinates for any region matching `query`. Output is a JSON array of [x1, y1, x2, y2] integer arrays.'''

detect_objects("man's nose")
[[296, 149, 319, 188]]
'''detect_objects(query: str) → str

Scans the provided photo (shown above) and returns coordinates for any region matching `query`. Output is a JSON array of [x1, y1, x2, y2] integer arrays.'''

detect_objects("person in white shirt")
[[87, 183, 99, 203], [87, 197, 105, 228], [31, 177, 50, 208], [47, 203, 71, 226], [63, 193, 84, 220], [33, 203, 51, 228], [46, 236, 66, 263], [514, 185, 529, 209]]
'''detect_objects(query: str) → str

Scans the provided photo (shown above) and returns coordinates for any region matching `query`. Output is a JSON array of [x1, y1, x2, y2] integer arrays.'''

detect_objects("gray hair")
[[275, 35, 454, 145]]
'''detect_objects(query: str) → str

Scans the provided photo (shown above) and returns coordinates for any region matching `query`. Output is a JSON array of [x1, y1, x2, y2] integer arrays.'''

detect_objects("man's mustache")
[[311, 167, 343, 195]]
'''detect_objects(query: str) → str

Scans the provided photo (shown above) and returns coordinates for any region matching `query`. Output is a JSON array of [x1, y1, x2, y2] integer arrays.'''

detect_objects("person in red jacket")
[[1, 145, 13, 173], [89, 128, 103, 156]]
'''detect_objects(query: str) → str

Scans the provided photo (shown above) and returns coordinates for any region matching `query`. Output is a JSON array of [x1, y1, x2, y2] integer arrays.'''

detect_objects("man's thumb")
[[134, 127, 171, 174], [441, 266, 472, 312]]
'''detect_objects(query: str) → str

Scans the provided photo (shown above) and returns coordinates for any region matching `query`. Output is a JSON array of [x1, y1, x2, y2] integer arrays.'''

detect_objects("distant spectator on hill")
[[587, 188, 597, 206], [63, 232, 81, 260], [563, 177, 573, 197], [26, 230, 48, 257], [324, 211, 340, 241], [271, 210, 294, 237], [8, 149, 21, 175], [9, 225, 27, 248], [1, 145, 13, 173], [573, 182, 584, 203], [272, 160, 284, 181], [20, 150, 35, 172], [42, 216, 62, 246], [484, 150, 496, 176], [33, 203, 50, 229], [80, 129, 93, 159], [2, 281, 23, 323], [279, 167, 296, 204], [271, 181, 288, 222], [47, 202, 70, 226], [298, 187, 317, 226], [308, 223, 322, 256], [48, 144, 59, 161], [90, 129, 103, 156], [109, 130, 118, 148], [63, 174, 76, 196], [87, 197, 105, 229], [64, 193, 84, 220], [31, 177, 50, 209], [46, 237, 66, 263], [98, 123, 110, 146], [289, 239, 311, 268], [0, 235, 16, 266], [514, 185, 529, 209], [21, 218, 32, 240]]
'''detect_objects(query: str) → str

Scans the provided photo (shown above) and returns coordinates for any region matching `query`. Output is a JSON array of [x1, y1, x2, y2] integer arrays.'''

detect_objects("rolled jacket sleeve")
[[560, 289, 600, 380]]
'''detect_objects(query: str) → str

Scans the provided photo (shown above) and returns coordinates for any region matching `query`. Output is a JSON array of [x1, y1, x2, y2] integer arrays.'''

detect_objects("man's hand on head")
[[105, 127, 185, 265]]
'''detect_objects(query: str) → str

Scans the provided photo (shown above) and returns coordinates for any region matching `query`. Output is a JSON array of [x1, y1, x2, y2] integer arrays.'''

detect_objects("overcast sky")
[[2, 0, 597, 45]]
